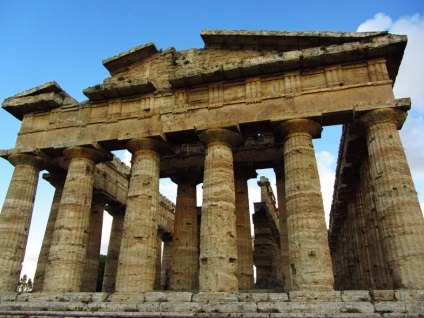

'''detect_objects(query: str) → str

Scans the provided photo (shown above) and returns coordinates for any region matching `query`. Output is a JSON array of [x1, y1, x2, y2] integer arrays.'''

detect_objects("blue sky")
[[1, 1, 423, 280]]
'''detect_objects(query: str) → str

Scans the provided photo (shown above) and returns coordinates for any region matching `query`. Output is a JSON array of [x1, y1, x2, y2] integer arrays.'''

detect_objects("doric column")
[[170, 174, 200, 291], [276, 119, 334, 290], [161, 238, 172, 290], [115, 138, 167, 293], [81, 194, 107, 292], [102, 204, 124, 293], [198, 128, 242, 292], [43, 146, 106, 292], [360, 157, 392, 289], [0, 154, 45, 292], [154, 236, 163, 290], [33, 173, 65, 292], [357, 108, 424, 289], [234, 166, 256, 290], [274, 166, 292, 291]]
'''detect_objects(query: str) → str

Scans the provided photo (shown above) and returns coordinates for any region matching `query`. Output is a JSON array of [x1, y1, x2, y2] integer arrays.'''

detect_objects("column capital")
[[170, 170, 203, 185], [356, 108, 407, 130], [234, 165, 257, 181], [8, 153, 46, 170], [63, 146, 106, 164], [43, 172, 66, 188], [198, 128, 243, 148], [275, 119, 321, 140], [126, 137, 169, 155]]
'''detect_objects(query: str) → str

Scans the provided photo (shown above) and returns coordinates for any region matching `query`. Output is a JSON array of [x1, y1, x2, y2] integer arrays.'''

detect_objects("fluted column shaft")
[[102, 206, 124, 293], [0, 154, 45, 291], [161, 239, 172, 290], [81, 195, 106, 291], [274, 166, 292, 291], [43, 147, 104, 292], [234, 167, 255, 290], [360, 156, 392, 289], [115, 138, 166, 293], [276, 119, 334, 290], [154, 236, 163, 290], [358, 108, 424, 289], [170, 176, 199, 291], [33, 173, 65, 292], [198, 128, 242, 292]]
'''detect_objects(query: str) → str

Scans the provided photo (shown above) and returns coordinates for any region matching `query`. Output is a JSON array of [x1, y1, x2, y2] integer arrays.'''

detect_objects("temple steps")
[[0, 290, 423, 317]]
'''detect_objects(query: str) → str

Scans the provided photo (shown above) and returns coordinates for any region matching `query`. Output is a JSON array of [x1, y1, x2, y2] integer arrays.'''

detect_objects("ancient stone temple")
[[0, 30, 423, 316]]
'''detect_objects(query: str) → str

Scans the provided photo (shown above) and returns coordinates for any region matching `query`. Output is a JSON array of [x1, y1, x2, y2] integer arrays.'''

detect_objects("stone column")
[[276, 119, 334, 290], [161, 238, 172, 290], [81, 194, 106, 292], [198, 128, 242, 292], [274, 166, 292, 291], [357, 108, 424, 289], [360, 157, 392, 289], [102, 204, 124, 293], [33, 173, 65, 292], [43, 146, 105, 292], [115, 138, 167, 293], [234, 166, 255, 290], [154, 236, 163, 290], [170, 174, 200, 291], [0, 154, 45, 292]]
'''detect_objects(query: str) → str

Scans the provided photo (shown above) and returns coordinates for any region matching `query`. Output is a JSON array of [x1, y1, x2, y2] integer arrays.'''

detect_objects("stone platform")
[[0, 290, 423, 317]]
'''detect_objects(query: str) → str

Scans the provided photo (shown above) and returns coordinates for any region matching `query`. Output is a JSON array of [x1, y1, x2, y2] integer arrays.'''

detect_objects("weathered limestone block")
[[341, 290, 372, 302], [33, 173, 65, 292], [170, 174, 200, 291], [234, 167, 256, 291], [43, 146, 106, 292], [192, 291, 239, 303], [198, 128, 242, 292], [0, 154, 45, 292], [102, 205, 124, 293], [276, 119, 334, 290], [115, 138, 168, 293], [288, 290, 341, 302], [358, 108, 424, 289], [81, 195, 106, 292]]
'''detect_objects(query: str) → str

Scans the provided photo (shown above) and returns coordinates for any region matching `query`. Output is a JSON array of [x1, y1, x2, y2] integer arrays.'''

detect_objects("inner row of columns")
[[1, 109, 423, 293]]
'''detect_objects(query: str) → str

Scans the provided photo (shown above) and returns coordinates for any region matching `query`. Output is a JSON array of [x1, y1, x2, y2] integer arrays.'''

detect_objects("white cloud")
[[121, 150, 132, 166], [21, 242, 41, 280], [316, 151, 336, 227], [401, 116, 424, 180], [357, 13, 393, 32], [357, 13, 424, 110], [100, 212, 113, 254]]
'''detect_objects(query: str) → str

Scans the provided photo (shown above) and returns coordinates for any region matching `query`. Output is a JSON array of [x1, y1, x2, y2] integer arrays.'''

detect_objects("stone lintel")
[[103, 42, 158, 75], [201, 29, 389, 50], [3, 93, 63, 120], [170, 32, 406, 88], [83, 78, 156, 101], [2, 81, 78, 120]]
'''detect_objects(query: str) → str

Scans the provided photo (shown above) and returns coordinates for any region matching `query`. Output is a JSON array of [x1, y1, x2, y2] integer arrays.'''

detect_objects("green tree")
[[96, 254, 107, 292], [17, 274, 33, 293]]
